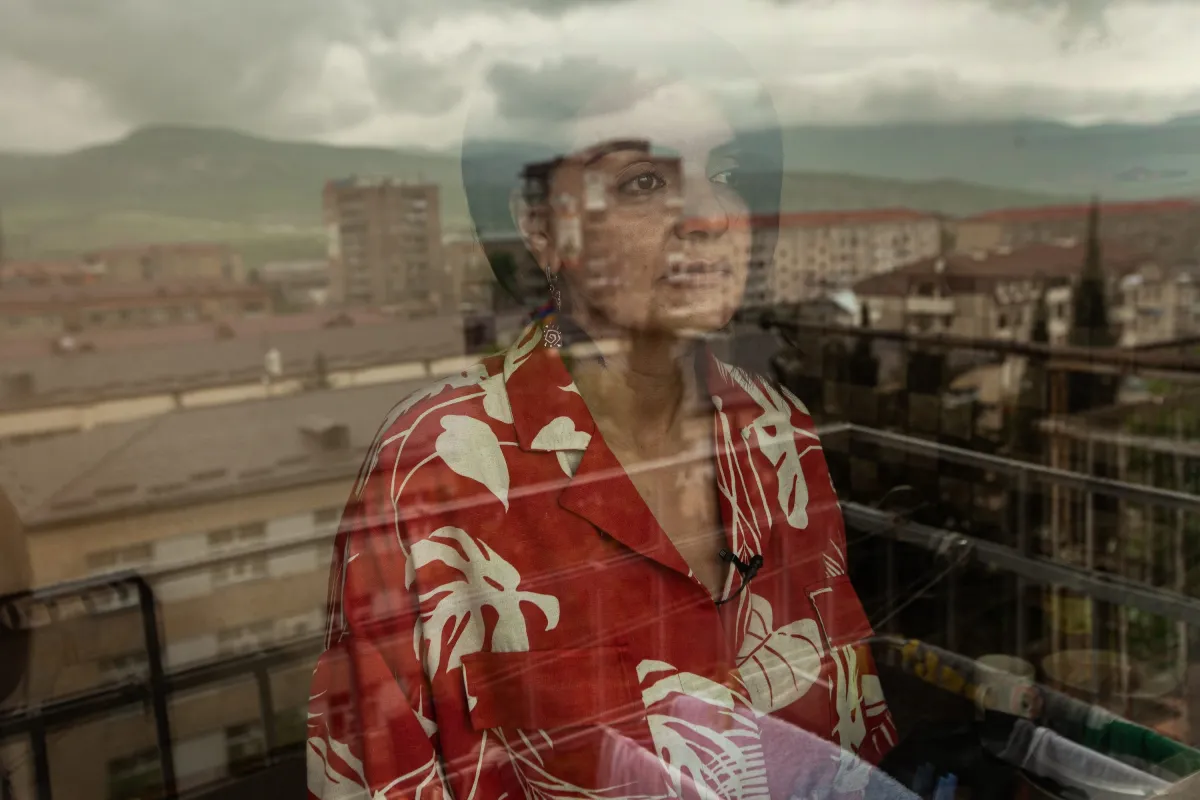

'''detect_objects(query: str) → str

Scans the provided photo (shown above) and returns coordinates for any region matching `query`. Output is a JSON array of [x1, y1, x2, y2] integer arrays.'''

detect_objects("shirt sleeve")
[[306, 471, 449, 800]]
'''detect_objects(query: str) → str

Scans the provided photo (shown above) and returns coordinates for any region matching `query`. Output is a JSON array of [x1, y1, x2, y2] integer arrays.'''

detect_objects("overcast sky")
[[1, 0, 1199, 153]]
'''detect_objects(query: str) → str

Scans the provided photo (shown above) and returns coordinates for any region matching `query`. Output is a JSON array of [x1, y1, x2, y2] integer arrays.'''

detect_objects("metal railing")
[[3, 422, 1199, 799]]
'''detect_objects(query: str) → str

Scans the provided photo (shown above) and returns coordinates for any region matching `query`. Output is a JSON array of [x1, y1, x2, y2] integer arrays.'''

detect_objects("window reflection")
[[0, 3, 1199, 800]]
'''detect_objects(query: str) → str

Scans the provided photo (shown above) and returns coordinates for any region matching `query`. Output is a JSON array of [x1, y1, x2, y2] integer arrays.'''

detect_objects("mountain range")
[[1, 117, 1197, 266]]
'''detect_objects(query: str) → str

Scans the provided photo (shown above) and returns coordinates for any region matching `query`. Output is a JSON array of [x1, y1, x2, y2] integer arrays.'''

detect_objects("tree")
[[848, 304, 879, 389], [1067, 197, 1118, 414], [1008, 283, 1050, 460], [1064, 197, 1121, 650]]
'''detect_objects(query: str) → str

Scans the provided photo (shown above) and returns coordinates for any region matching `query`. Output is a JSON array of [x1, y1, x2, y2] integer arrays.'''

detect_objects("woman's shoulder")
[[709, 356, 814, 424], [351, 352, 510, 494]]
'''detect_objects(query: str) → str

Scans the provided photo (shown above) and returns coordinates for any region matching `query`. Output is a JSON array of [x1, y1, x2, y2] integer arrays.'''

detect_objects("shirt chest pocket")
[[461, 647, 657, 789], [461, 647, 645, 731]]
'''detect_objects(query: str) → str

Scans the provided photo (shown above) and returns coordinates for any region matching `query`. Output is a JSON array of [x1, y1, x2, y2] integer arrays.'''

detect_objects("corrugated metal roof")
[[0, 314, 466, 410], [0, 378, 434, 528]]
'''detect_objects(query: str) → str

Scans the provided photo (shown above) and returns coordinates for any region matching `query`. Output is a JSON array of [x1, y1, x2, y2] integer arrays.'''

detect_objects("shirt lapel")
[[503, 322, 694, 577], [706, 354, 784, 589]]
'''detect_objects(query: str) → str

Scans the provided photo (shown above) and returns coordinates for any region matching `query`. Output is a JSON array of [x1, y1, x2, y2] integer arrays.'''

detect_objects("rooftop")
[[963, 198, 1200, 224], [0, 309, 392, 361], [0, 280, 266, 311], [0, 313, 465, 411], [0, 378, 431, 528], [82, 242, 236, 259], [854, 240, 1150, 297], [773, 208, 939, 229]]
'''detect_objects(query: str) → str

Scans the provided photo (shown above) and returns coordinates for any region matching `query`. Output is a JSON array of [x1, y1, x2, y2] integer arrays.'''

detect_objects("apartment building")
[[323, 179, 449, 313], [1116, 264, 1200, 347], [854, 241, 1160, 400], [748, 209, 943, 307], [0, 280, 272, 341], [954, 199, 1200, 265], [0, 379, 430, 800], [0, 259, 106, 288], [855, 241, 1152, 341], [81, 243, 246, 285]]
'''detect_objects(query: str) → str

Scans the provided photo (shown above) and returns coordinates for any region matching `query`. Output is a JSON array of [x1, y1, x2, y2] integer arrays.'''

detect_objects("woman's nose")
[[673, 171, 729, 239]]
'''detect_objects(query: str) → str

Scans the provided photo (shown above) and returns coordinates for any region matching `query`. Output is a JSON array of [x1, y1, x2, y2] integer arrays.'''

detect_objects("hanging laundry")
[[1001, 720, 1168, 800]]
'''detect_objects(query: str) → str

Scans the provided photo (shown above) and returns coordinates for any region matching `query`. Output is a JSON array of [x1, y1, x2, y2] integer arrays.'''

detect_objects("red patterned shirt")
[[307, 323, 897, 800]]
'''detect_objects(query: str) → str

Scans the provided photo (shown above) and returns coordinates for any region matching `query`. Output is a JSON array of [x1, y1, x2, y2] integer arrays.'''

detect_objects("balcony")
[[904, 295, 956, 316], [5, 318, 1200, 799], [4, 417, 1200, 798]]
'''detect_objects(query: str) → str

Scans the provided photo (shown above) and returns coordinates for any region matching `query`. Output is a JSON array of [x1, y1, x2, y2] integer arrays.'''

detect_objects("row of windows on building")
[[83, 507, 343, 591], [96, 607, 326, 683], [107, 711, 304, 800], [4, 301, 266, 331]]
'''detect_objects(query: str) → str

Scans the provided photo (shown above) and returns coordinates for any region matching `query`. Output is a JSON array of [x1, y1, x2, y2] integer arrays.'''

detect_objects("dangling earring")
[[537, 269, 563, 348]]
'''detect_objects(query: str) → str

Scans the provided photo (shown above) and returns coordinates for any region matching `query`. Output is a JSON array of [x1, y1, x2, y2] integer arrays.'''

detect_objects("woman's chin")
[[653, 301, 737, 335]]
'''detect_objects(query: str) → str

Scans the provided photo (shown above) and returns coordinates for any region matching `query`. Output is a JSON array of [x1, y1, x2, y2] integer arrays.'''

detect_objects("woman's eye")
[[711, 169, 740, 186], [619, 171, 666, 195]]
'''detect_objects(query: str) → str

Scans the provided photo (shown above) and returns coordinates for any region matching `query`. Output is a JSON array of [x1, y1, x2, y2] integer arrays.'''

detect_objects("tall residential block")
[[323, 179, 448, 313]]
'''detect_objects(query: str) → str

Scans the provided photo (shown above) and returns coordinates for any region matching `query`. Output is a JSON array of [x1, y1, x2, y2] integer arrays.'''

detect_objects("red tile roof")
[[82, 242, 236, 260], [773, 208, 938, 229], [962, 198, 1199, 224], [854, 240, 1149, 297]]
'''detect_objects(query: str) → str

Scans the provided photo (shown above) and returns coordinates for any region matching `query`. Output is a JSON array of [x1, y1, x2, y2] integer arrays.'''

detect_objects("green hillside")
[[0, 123, 1117, 267]]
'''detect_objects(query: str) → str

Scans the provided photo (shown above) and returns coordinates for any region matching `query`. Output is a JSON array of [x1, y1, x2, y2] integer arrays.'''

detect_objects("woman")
[[307, 35, 896, 800]]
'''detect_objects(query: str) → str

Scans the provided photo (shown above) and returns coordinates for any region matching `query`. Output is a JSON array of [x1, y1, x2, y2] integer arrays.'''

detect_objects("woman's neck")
[[565, 322, 699, 455]]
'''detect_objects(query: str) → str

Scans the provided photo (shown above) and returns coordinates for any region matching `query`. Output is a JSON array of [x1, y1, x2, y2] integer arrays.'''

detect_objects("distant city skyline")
[[2, 0, 1200, 152]]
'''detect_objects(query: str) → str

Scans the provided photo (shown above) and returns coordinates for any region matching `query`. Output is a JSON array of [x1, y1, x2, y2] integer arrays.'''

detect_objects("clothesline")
[[878, 636, 1200, 783]]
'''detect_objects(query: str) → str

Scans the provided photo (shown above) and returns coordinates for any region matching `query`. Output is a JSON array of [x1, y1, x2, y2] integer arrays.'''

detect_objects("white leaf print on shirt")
[[531, 416, 592, 478], [637, 661, 769, 800], [713, 395, 769, 559], [409, 527, 560, 676], [435, 415, 510, 510], [355, 365, 490, 497], [480, 372, 514, 424], [735, 593, 823, 713], [503, 323, 543, 381], [494, 729, 665, 800], [831, 642, 868, 753], [716, 361, 818, 530], [308, 731, 445, 800]]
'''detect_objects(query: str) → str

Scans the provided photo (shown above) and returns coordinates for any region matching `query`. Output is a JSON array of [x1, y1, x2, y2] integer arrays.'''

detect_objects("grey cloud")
[[0, 0, 649, 138], [367, 51, 474, 117], [984, 0, 1190, 44], [0, 0, 494, 137], [774, 68, 1200, 123], [487, 57, 661, 122], [988, 0, 1114, 41], [0, 0, 370, 136]]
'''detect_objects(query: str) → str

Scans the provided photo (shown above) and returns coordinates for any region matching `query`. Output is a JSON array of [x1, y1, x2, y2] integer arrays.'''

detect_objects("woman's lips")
[[658, 258, 733, 286]]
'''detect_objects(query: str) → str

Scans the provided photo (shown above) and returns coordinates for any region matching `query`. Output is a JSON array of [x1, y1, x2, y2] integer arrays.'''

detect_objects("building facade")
[[747, 209, 943, 307], [323, 179, 448, 313], [0, 380, 428, 800], [1115, 265, 1200, 347], [954, 199, 1200, 266], [0, 281, 271, 341], [855, 241, 1160, 340], [81, 244, 246, 285], [854, 241, 1171, 399]]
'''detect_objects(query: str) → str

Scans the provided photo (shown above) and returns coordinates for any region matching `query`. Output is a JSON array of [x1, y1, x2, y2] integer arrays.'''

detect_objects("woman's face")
[[542, 82, 753, 336]]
